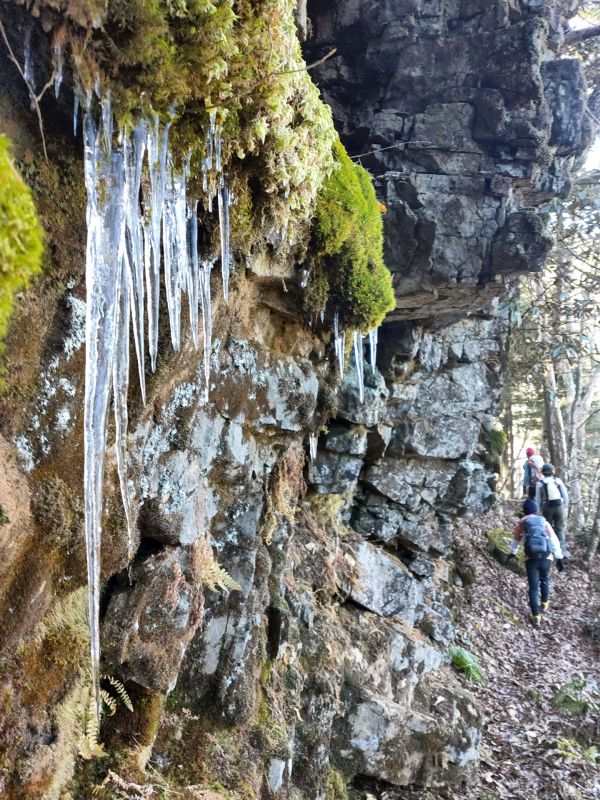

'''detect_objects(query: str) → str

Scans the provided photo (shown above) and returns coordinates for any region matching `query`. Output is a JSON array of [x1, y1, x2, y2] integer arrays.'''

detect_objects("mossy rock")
[[0, 135, 44, 344], [304, 141, 395, 332], [487, 527, 525, 575]]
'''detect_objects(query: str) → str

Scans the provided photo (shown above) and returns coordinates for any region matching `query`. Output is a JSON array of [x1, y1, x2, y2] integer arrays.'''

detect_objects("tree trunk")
[[585, 486, 600, 563], [544, 360, 568, 475]]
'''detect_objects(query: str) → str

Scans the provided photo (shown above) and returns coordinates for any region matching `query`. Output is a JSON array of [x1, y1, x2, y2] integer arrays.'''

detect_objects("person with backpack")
[[535, 463, 569, 553], [507, 498, 564, 627], [522, 447, 544, 499]]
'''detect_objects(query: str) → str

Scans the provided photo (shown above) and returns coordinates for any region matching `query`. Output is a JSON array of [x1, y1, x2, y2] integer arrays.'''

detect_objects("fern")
[[102, 673, 133, 712], [448, 646, 486, 685], [196, 538, 241, 593], [553, 673, 600, 714]]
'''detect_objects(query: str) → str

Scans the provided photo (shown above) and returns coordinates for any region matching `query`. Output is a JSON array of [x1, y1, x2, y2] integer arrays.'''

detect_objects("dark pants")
[[527, 486, 536, 500], [542, 503, 566, 550], [526, 558, 552, 615]]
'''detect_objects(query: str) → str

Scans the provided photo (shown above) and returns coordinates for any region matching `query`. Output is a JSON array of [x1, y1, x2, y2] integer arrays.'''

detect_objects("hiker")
[[535, 463, 569, 554], [507, 499, 564, 627], [522, 447, 544, 499]]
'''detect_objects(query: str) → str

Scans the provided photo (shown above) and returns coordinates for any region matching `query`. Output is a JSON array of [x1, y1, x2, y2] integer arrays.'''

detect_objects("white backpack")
[[543, 477, 561, 503]]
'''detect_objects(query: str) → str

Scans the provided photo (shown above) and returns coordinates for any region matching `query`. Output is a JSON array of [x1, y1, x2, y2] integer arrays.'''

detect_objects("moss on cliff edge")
[[0, 135, 43, 343], [304, 141, 395, 332], [5, 0, 336, 247]]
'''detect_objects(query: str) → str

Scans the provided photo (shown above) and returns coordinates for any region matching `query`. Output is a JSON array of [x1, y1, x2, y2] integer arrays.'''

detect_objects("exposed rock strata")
[[0, 1, 591, 798]]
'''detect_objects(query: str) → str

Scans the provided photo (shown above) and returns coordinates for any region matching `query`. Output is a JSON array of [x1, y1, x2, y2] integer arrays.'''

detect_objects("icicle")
[[199, 260, 213, 401], [83, 103, 126, 722], [353, 331, 364, 404], [23, 23, 34, 90], [73, 91, 80, 137], [53, 42, 63, 98], [101, 92, 113, 154], [333, 312, 345, 379], [124, 121, 147, 403], [368, 328, 378, 368], [162, 160, 186, 351], [188, 201, 200, 350], [217, 179, 231, 301], [113, 249, 134, 567], [146, 117, 170, 370], [309, 433, 318, 462]]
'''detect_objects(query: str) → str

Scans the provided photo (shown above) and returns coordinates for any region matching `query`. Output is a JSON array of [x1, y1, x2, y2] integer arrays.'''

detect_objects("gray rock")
[[102, 545, 204, 692], [345, 541, 423, 624]]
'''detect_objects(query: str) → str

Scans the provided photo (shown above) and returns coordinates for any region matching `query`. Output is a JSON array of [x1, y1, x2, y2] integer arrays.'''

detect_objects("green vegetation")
[[326, 769, 349, 800], [305, 141, 395, 332], [448, 645, 486, 684], [553, 673, 600, 714], [0, 505, 8, 525], [0, 135, 44, 343], [487, 428, 508, 461], [556, 738, 598, 764], [19, 0, 337, 246]]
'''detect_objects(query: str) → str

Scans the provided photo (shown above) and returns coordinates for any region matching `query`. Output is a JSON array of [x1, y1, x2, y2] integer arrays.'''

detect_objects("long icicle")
[[146, 117, 170, 371], [353, 331, 364, 403], [368, 328, 378, 368], [188, 200, 200, 350], [217, 179, 231, 302], [83, 98, 125, 722], [113, 249, 134, 567], [124, 122, 147, 403], [200, 259, 213, 401]]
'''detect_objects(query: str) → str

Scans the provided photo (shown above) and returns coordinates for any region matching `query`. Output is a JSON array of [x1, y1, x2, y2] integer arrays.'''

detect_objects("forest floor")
[[395, 501, 600, 800]]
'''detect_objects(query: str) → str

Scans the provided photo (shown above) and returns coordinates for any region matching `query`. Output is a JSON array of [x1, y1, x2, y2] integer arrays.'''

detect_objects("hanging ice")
[[123, 122, 147, 403], [203, 111, 231, 300], [218, 181, 231, 301], [113, 250, 134, 566], [83, 97, 126, 721], [309, 433, 318, 462], [199, 259, 213, 401], [53, 42, 63, 98], [368, 328, 378, 368], [353, 331, 364, 404], [333, 312, 345, 379], [73, 92, 80, 137], [23, 23, 34, 90], [188, 202, 199, 348]]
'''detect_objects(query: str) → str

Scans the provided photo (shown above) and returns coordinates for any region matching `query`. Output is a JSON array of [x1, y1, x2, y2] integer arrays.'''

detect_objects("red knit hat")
[[526, 447, 535, 457]]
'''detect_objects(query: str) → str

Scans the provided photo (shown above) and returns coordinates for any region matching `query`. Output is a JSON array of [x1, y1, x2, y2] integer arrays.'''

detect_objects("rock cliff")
[[0, 1, 590, 798]]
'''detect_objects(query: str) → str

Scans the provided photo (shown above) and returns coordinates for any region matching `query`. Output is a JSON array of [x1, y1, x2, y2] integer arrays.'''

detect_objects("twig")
[[0, 18, 48, 161]]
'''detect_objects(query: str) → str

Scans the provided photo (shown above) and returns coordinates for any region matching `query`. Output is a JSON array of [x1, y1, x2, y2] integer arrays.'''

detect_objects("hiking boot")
[[541, 601, 549, 613], [530, 614, 541, 628]]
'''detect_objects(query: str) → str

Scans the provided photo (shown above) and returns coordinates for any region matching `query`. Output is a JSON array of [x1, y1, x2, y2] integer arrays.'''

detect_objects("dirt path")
[[394, 503, 600, 800]]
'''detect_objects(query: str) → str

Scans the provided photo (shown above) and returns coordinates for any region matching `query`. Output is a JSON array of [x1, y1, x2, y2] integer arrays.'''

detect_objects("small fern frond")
[[102, 674, 134, 712], [100, 689, 117, 716], [196, 538, 241, 593]]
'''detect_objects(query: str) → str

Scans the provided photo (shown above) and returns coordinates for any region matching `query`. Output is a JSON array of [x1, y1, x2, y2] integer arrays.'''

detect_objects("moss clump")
[[326, 769, 348, 800], [448, 645, 486, 685], [0, 135, 44, 343], [15, 0, 337, 249], [304, 141, 395, 332], [487, 428, 508, 461]]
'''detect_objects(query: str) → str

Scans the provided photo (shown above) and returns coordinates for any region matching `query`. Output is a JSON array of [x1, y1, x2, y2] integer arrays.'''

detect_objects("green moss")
[[20, 0, 337, 250], [0, 135, 44, 343], [448, 646, 486, 685], [305, 141, 395, 332], [487, 429, 508, 461], [326, 769, 348, 800]]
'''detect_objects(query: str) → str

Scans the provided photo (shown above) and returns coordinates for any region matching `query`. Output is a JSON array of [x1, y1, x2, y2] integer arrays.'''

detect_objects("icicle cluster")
[[82, 94, 229, 720]]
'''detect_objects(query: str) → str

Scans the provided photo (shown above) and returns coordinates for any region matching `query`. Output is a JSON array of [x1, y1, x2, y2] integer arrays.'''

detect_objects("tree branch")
[[0, 18, 48, 161], [566, 24, 600, 45]]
